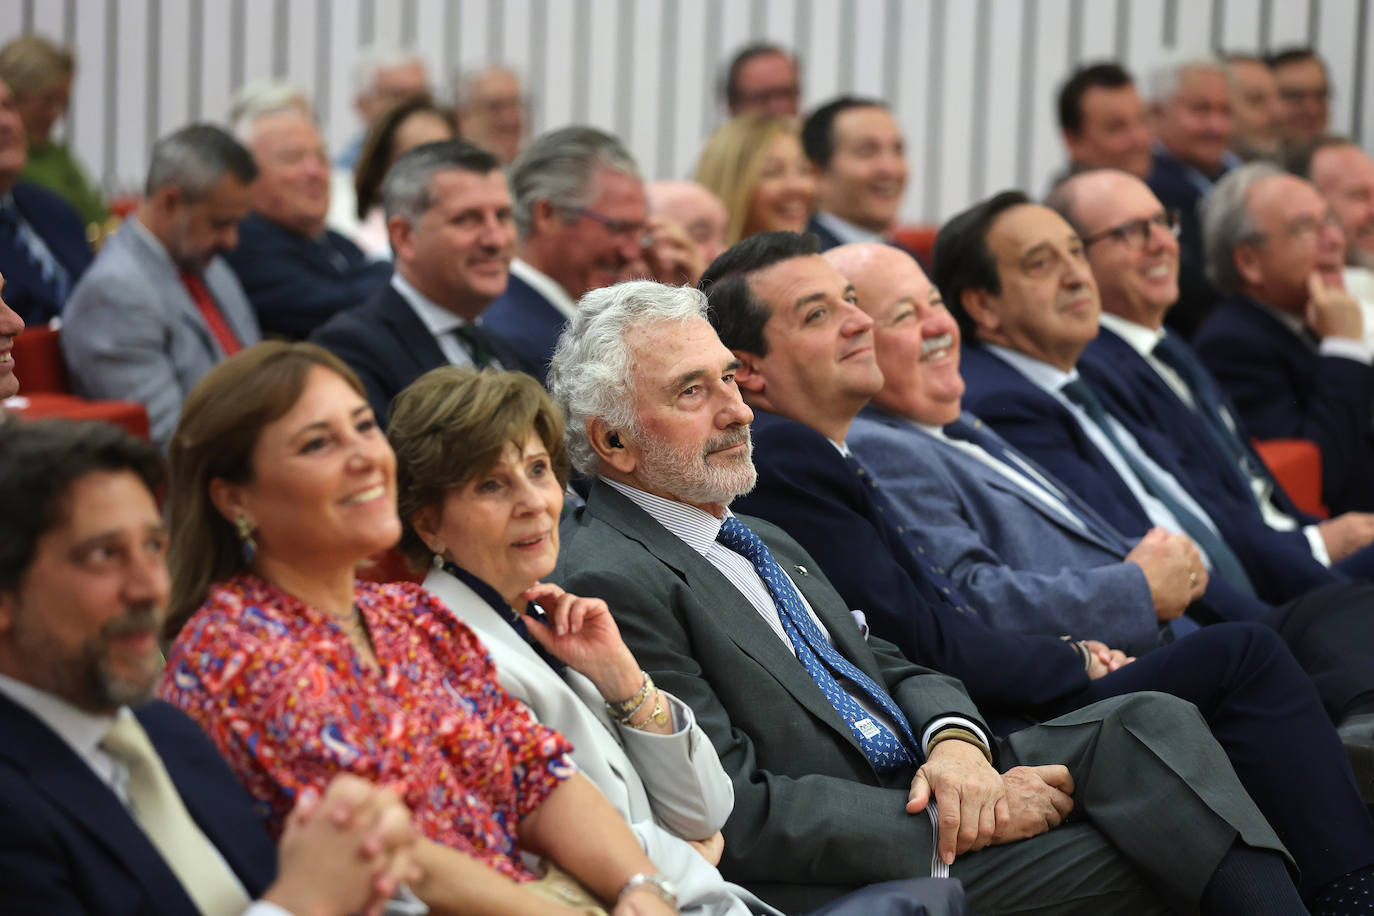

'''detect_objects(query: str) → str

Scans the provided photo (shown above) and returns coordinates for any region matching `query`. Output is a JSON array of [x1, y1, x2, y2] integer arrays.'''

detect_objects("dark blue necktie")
[[716, 516, 918, 771], [454, 324, 500, 369], [1060, 378, 1256, 596], [943, 416, 1136, 555]]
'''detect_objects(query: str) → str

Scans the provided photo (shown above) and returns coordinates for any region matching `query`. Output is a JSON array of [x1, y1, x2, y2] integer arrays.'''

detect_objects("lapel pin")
[[795, 565, 809, 576]]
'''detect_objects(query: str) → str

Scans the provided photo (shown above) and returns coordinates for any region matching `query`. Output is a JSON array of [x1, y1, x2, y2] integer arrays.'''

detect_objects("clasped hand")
[[906, 740, 1075, 865]]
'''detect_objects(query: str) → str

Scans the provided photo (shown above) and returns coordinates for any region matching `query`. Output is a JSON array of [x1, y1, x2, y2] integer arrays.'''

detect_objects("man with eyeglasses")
[[1190, 162, 1374, 516], [1268, 47, 1332, 148], [482, 125, 701, 378]]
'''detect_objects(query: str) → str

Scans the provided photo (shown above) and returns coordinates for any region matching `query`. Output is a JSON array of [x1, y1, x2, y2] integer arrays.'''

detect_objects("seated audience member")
[[1224, 54, 1285, 162], [1295, 137, 1374, 349], [454, 65, 528, 165], [0, 76, 90, 325], [647, 179, 730, 275], [61, 124, 261, 450], [721, 44, 801, 118], [1146, 55, 1238, 337], [312, 141, 531, 426], [226, 90, 391, 338], [0, 35, 106, 227], [157, 342, 681, 916], [348, 97, 456, 259], [335, 47, 430, 172], [549, 279, 1309, 915], [1192, 162, 1374, 514], [386, 365, 968, 916], [695, 114, 815, 247], [799, 98, 909, 251], [1055, 169, 1374, 578], [1269, 46, 1332, 148], [1053, 62, 1153, 184], [0, 275, 22, 398], [0, 418, 420, 915], [483, 126, 698, 376]]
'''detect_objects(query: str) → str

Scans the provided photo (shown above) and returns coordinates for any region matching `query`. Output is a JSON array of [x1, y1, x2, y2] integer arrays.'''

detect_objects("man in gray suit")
[[61, 124, 260, 449], [550, 279, 1297, 915]]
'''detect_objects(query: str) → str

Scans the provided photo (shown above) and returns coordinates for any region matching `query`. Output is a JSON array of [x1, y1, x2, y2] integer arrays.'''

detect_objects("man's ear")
[[961, 288, 1000, 337], [1234, 245, 1264, 288], [0, 590, 16, 636], [732, 350, 766, 396], [531, 198, 563, 236], [208, 478, 249, 527], [388, 215, 414, 264], [587, 417, 636, 474]]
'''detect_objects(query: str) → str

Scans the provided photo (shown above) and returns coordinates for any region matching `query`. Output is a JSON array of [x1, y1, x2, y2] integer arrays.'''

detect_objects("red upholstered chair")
[[891, 224, 939, 265], [11, 325, 70, 393], [356, 547, 424, 585], [1253, 438, 1328, 519], [10, 392, 151, 441]]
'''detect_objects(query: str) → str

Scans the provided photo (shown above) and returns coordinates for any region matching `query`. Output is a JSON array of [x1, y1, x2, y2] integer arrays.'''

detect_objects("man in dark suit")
[[548, 278, 1315, 914], [226, 105, 390, 338], [800, 98, 910, 254], [1191, 161, 1374, 514], [311, 141, 533, 426], [0, 419, 418, 915], [0, 77, 90, 325]]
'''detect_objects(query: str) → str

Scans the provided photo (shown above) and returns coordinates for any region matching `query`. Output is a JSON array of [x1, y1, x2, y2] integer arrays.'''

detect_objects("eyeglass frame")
[[1080, 209, 1181, 249], [1238, 209, 1342, 247], [559, 205, 653, 249]]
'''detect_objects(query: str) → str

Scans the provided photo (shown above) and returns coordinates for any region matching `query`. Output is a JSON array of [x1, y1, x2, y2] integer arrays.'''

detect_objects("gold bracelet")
[[606, 670, 654, 722], [626, 689, 670, 730]]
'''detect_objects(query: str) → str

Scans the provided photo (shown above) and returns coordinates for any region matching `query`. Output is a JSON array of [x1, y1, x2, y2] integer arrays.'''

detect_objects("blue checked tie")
[[716, 516, 918, 771]]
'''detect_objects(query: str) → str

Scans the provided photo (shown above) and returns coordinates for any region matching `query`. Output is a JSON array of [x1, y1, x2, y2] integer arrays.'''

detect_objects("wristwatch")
[[618, 871, 678, 908]]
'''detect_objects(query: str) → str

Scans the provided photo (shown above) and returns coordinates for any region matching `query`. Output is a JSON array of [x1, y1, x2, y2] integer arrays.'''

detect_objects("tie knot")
[[716, 515, 763, 557], [1059, 378, 1101, 410], [100, 711, 155, 767]]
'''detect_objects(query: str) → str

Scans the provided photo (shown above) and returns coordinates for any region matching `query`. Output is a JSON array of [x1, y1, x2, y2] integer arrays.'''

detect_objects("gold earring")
[[234, 514, 257, 564]]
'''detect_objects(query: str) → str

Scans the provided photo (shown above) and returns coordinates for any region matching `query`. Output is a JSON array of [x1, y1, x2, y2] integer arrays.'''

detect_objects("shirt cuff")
[[921, 716, 990, 757], [244, 904, 295, 916], [1319, 337, 1374, 365], [1303, 524, 1332, 566]]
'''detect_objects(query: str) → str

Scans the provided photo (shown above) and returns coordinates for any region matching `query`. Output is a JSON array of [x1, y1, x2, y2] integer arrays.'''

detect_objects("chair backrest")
[[1253, 438, 1328, 519], [12, 325, 70, 393]]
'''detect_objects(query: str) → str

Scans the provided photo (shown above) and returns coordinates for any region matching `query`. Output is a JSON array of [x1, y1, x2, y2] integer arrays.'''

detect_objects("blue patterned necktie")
[[716, 516, 918, 771], [1060, 378, 1256, 596]]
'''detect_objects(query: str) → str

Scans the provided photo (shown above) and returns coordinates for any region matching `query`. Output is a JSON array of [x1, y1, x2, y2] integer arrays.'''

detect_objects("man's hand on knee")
[[990, 765, 1075, 846], [906, 739, 1007, 864]]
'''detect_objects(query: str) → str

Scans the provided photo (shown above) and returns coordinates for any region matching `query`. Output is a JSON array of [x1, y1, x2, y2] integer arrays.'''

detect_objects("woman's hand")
[[521, 582, 642, 702], [612, 888, 680, 916], [687, 830, 725, 866]]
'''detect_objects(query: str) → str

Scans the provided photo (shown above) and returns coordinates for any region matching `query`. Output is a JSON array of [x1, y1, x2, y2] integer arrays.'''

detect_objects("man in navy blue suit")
[[799, 98, 910, 254], [0, 77, 90, 325], [0, 419, 417, 915]]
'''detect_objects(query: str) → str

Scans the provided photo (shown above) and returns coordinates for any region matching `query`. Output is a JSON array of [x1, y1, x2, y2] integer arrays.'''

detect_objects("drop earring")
[[234, 514, 257, 565]]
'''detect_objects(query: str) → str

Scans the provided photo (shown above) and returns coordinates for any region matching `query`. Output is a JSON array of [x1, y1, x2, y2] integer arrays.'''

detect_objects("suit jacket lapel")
[[583, 482, 867, 759], [378, 287, 448, 378]]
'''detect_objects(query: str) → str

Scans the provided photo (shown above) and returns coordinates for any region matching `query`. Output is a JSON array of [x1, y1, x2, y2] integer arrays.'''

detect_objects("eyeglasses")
[[1081, 210, 1180, 249], [1278, 87, 1332, 104], [1243, 210, 1340, 246], [562, 206, 652, 247]]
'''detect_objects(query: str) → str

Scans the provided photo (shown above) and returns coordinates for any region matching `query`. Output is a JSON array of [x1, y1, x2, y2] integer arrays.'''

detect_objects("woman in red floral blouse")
[[156, 341, 677, 916]]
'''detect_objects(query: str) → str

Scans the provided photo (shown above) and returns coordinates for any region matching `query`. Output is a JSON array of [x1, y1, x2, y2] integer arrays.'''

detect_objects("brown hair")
[[0, 35, 74, 96], [353, 95, 456, 219], [387, 366, 570, 569], [164, 341, 365, 636], [695, 113, 800, 246]]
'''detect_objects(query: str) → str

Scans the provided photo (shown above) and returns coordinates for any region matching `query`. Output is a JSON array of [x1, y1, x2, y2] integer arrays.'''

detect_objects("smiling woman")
[[155, 341, 680, 915]]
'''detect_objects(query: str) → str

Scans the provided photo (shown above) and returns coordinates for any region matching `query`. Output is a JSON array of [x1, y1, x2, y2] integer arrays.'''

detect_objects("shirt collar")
[[391, 272, 469, 337], [813, 210, 886, 246], [510, 257, 578, 321], [982, 343, 1079, 393], [1097, 312, 1164, 356], [0, 672, 118, 763], [600, 476, 730, 555]]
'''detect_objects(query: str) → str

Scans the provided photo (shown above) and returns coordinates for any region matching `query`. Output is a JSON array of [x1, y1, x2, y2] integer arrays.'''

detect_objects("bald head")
[[646, 179, 729, 264], [825, 242, 964, 424]]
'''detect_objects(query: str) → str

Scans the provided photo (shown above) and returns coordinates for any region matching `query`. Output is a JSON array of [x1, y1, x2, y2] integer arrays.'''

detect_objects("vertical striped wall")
[[2, 0, 1371, 224]]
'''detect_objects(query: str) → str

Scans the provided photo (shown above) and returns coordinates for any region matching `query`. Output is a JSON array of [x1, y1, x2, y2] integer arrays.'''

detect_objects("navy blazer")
[[0, 696, 277, 914], [804, 215, 844, 252], [1145, 148, 1224, 338], [731, 409, 1092, 725], [224, 212, 392, 339], [1193, 293, 1374, 514], [309, 283, 536, 427], [480, 271, 569, 381], [958, 345, 1323, 608], [0, 181, 92, 324]]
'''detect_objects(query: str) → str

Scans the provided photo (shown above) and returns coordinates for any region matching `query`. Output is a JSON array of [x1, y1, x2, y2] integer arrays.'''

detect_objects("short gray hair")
[[1201, 160, 1283, 293], [227, 79, 312, 143], [353, 46, 427, 96], [381, 139, 502, 224], [509, 125, 640, 239], [452, 64, 520, 109], [548, 281, 708, 475], [144, 123, 258, 201], [1147, 53, 1226, 104]]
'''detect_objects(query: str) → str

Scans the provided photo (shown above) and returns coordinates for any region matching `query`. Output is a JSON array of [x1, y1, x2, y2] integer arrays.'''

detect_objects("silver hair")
[[548, 280, 709, 475], [1147, 52, 1227, 104], [1201, 160, 1284, 293], [352, 45, 427, 97], [144, 123, 258, 201], [508, 125, 640, 240], [451, 64, 520, 109], [381, 140, 502, 224], [227, 79, 312, 144]]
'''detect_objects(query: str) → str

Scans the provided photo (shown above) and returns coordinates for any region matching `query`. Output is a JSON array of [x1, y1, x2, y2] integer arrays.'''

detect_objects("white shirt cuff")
[[920, 716, 989, 756], [1303, 524, 1333, 566], [244, 904, 295, 916], [1319, 337, 1374, 365]]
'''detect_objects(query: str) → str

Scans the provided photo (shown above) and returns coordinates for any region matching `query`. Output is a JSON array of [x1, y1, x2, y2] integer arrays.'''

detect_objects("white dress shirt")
[[390, 273, 501, 370]]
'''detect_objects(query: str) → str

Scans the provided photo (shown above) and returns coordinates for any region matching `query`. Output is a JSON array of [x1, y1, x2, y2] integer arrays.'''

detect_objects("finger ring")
[[1189, 571, 1198, 586]]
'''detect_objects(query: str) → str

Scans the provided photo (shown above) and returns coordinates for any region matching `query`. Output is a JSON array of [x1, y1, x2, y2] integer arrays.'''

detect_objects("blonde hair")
[[695, 113, 798, 245], [387, 366, 570, 569], [0, 35, 74, 96], [164, 342, 364, 637]]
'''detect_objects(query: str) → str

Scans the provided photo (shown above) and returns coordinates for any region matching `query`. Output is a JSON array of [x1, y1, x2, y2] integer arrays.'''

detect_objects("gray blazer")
[[848, 409, 1159, 654], [61, 219, 260, 448], [423, 567, 779, 916]]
